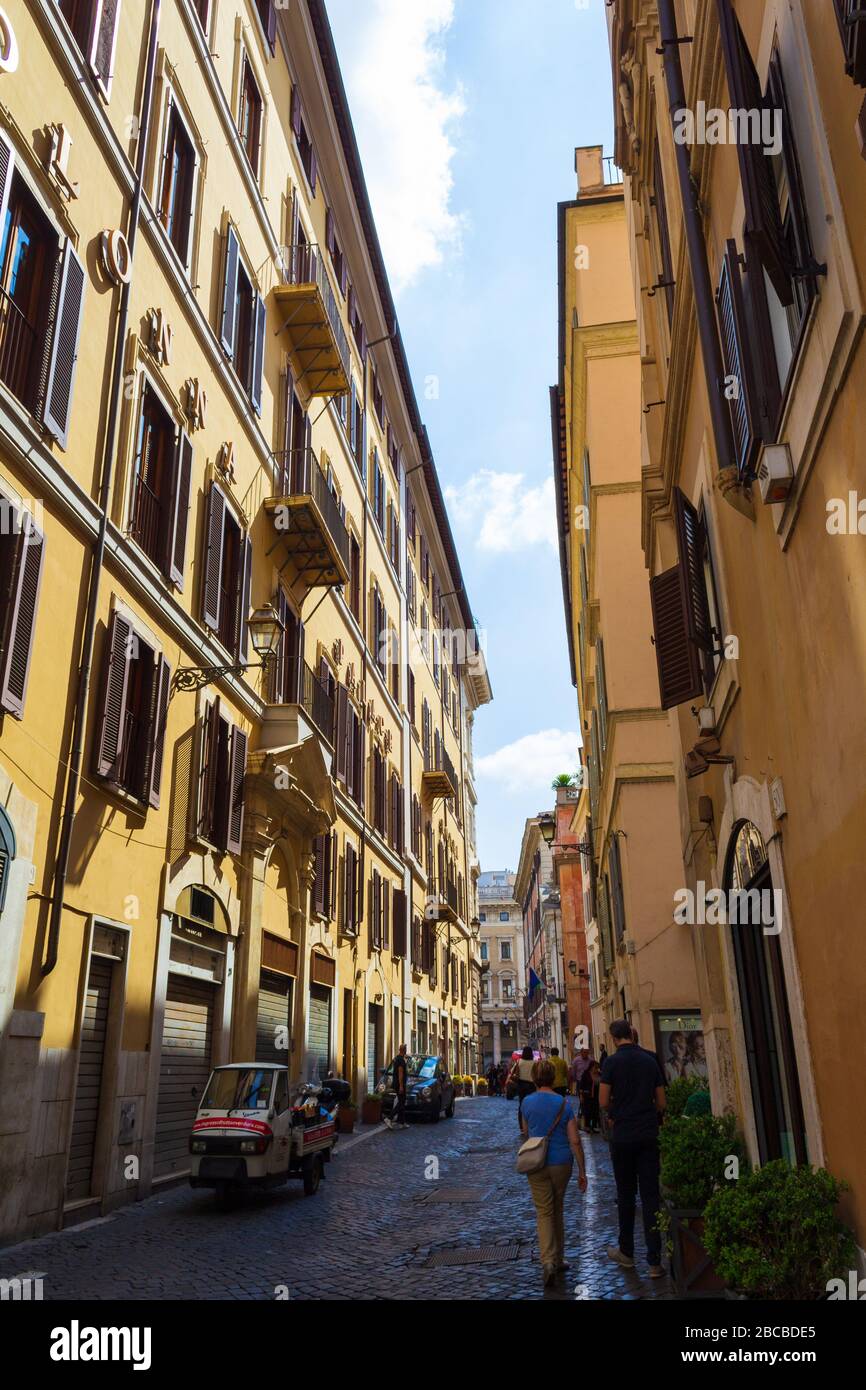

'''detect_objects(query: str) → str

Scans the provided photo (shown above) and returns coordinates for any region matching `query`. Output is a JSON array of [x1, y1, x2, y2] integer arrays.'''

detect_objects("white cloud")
[[476, 729, 581, 795], [445, 470, 557, 553], [330, 0, 466, 293]]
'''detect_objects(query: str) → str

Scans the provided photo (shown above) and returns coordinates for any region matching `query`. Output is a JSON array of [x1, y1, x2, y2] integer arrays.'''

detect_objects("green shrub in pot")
[[659, 1112, 747, 1211], [665, 1074, 710, 1120], [703, 1160, 856, 1300]]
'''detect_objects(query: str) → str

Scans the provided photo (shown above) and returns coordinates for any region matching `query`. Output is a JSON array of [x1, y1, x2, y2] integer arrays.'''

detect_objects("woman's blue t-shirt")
[[521, 1091, 573, 1166]]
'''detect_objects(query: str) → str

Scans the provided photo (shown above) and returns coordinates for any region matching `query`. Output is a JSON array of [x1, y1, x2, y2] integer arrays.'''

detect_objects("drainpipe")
[[656, 0, 735, 478], [43, 0, 162, 976]]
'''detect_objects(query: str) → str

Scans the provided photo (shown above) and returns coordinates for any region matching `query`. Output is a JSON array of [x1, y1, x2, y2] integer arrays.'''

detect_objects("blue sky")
[[326, 0, 614, 870]]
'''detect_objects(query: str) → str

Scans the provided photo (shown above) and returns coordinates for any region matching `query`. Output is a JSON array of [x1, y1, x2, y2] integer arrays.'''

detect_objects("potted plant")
[[452, 1074, 464, 1096], [659, 1112, 747, 1298], [703, 1160, 856, 1300], [666, 1074, 711, 1119], [361, 1092, 383, 1125], [337, 1101, 358, 1134], [477, 1076, 488, 1094]]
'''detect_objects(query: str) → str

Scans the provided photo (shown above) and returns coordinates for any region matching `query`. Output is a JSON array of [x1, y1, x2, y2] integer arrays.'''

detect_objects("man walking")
[[599, 1019, 666, 1278], [384, 1042, 409, 1129]]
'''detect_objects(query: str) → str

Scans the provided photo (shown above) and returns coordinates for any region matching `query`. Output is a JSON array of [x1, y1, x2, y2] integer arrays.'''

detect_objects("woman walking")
[[520, 1059, 588, 1286], [508, 1045, 537, 1128]]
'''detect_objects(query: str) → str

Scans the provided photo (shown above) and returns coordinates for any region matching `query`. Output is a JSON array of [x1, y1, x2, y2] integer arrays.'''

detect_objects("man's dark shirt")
[[600, 1044, 664, 1143], [392, 1054, 408, 1094]]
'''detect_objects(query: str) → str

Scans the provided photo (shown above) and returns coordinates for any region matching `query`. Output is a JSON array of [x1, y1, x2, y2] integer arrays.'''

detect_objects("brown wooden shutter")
[[609, 834, 627, 945], [250, 294, 266, 417], [237, 533, 253, 663], [356, 717, 366, 811], [335, 686, 348, 782], [649, 487, 713, 712], [674, 488, 713, 664], [89, 0, 122, 97], [201, 483, 226, 630], [834, 0, 866, 85], [226, 725, 247, 855], [312, 835, 326, 916], [766, 52, 819, 305], [43, 241, 86, 449], [168, 429, 192, 589], [393, 889, 407, 958], [95, 610, 133, 779], [0, 519, 45, 718], [716, 241, 761, 478], [198, 698, 220, 841], [147, 655, 171, 809], [715, 0, 791, 305], [329, 830, 338, 919], [382, 879, 390, 951], [652, 135, 675, 325]]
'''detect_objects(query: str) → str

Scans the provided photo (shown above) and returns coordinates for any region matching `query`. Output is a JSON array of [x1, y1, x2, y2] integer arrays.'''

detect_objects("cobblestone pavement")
[[0, 1096, 675, 1301]]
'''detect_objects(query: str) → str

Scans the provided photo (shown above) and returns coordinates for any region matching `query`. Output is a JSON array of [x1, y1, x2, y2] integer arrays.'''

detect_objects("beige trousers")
[[527, 1162, 572, 1269]]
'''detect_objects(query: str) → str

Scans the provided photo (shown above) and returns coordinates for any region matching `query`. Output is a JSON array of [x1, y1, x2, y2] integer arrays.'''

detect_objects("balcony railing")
[[273, 243, 350, 396], [427, 876, 458, 923], [266, 446, 350, 590], [0, 287, 37, 406], [269, 654, 334, 746], [422, 741, 458, 802]]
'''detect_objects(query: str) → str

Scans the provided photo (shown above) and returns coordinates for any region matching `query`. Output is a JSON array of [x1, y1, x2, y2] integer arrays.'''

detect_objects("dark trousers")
[[610, 1138, 662, 1265], [516, 1082, 535, 1127], [394, 1090, 406, 1124]]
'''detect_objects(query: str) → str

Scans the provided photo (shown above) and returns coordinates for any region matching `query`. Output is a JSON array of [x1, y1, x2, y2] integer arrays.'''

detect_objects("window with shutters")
[[197, 698, 247, 853], [193, 1, 211, 34], [157, 98, 197, 269], [348, 289, 366, 361], [372, 455, 385, 531], [219, 227, 266, 413], [388, 770, 403, 853], [348, 530, 361, 622], [649, 488, 717, 710], [58, 1, 121, 99], [200, 482, 251, 660], [291, 87, 317, 195], [0, 498, 45, 720], [93, 611, 170, 808], [389, 628, 400, 702], [609, 834, 627, 946], [420, 533, 429, 588], [0, 151, 85, 446], [342, 840, 359, 935], [371, 367, 384, 428], [326, 209, 347, 297], [351, 380, 364, 469], [238, 56, 263, 177], [253, 0, 277, 55], [407, 668, 416, 727], [392, 889, 407, 958], [596, 638, 609, 754], [130, 379, 192, 587], [372, 747, 386, 835], [834, 0, 866, 85], [651, 132, 675, 328], [312, 831, 337, 920], [411, 794, 421, 860]]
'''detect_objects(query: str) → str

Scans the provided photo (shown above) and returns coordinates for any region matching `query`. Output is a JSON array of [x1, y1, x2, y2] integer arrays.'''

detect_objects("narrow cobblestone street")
[[0, 1098, 673, 1301]]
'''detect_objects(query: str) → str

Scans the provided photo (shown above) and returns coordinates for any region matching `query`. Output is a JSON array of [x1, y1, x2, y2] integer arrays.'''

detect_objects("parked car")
[[377, 1055, 456, 1123]]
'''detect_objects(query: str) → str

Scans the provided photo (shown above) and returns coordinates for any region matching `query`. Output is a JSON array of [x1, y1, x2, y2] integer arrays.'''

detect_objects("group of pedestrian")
[[515, 1021, 666, 1287], [484, 1060, 510, 1096]]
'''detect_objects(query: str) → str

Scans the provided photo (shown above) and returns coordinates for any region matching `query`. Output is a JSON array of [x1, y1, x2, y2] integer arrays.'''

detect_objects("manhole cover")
[[424, 1186, 489, 1203], [425, 1243, 521, 1268]]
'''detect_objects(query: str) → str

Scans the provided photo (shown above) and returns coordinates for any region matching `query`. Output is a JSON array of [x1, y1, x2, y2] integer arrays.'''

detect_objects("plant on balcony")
[[550, 773, 575, 789], [703, 1161, 856, 1300]]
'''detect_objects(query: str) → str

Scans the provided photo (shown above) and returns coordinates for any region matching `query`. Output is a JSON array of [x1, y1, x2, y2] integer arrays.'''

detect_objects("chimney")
[[574, 145, 605, 197]]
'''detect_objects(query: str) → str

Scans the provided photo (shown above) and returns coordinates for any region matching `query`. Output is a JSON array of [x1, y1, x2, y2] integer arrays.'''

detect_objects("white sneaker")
[[383, 1117, 393, 1129]]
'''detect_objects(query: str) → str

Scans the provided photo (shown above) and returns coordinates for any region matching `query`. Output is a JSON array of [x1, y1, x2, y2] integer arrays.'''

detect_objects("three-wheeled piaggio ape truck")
[[189, 1063, 349, 1205]]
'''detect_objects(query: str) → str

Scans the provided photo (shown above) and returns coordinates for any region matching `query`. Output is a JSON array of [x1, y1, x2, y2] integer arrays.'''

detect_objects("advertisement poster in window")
[[653, 1010, 707, 1084]]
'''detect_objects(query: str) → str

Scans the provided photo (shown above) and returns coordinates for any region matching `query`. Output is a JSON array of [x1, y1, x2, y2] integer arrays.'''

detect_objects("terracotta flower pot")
[[361, 1098, 382, 1125], [337, 1106, 357, 1134], [667, 1206, 726, 1298]]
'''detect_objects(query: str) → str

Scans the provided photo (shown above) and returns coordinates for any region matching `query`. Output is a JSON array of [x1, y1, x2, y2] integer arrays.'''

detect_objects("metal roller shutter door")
[[307, 985, 330, 1081], [66, 956, 112, 1200], [256, 971, 293, 1064], [367, 1004, 380, 1090], [154, 978, 214, 1179]]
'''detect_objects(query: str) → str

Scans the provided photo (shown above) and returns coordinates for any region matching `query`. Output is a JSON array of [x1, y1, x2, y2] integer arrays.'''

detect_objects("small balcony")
[[261, 655, 334, 750], [427, 876, 458, 925], [272, 244, 351, 398], [264, 447, 350, 592], [421, 744, 458, 803]]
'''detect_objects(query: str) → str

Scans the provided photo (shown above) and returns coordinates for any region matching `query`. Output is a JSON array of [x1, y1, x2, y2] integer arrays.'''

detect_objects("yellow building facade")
[[552, 146, 702, 1061], [0, 0, 490, 1246], [606, 0, 866, 1249]]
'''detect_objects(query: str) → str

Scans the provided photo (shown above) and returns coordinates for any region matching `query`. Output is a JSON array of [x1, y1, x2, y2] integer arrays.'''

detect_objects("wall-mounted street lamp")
[[172, 604, 284, 694], [537, 811, 557, 846], [470, 916, 481, 941]]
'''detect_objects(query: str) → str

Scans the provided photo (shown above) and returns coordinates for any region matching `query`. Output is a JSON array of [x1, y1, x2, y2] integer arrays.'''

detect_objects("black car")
[[378, 1055, 456, 1123]]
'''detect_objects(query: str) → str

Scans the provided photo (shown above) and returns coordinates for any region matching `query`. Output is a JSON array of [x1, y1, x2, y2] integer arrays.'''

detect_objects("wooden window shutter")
[[168, 429, 193, 589], [716, 240, 762, 477], [89, 0, 122, 99], [0, 519, 45, 719], [609, 834, 627, 945], [335, 685, 348, 782], [834, 0, 866, 85], [326, 208, 336, 257], [226, 725, 247, 854], [0, 130, 15, 235], [382, 879, 390, 951], [329, 831, 338, 918], [766, 52, 819, 306], [201, 482, 227, 630], [220, 225, 240, 356], [250, 293, 267, 416], [715, 0, 791, 305], [264, 0, 277, 53], [291, 86, 303, 141], [652, 134, 675, 325], [393, 889, 407, 958], [42, 241, 86, 449], [356, 716, 366, 811], [94, 610, 133, 779], [238, 533, 253, 663], [649, 489, 712, 709], [313, 834, 326, 915], [147, 655, 171, 809]]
